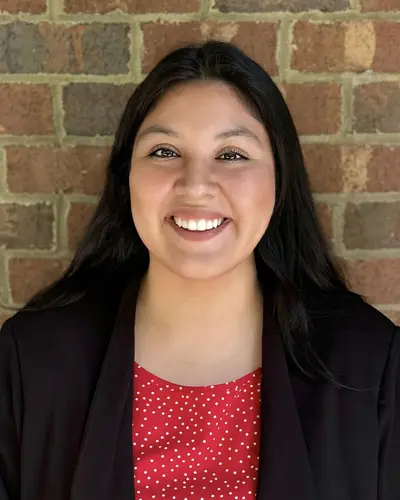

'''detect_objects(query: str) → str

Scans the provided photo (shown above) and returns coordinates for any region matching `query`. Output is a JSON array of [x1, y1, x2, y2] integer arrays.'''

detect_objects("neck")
[[135, 256, 264, 365]]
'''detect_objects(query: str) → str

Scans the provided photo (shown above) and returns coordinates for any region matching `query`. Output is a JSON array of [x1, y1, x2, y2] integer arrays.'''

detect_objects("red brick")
[[365, 147, 400, 192], [0, 202, 54, 250], [9, 258, 69, 304], [344, 259, 400, 304], [67, 202, 96, 250], [0, 0, 45, 13], [353, 83, 400, 133], [316, 203, 333, 240], [361, 0, 400, 11], [63, 83, 135, 136], [214, 0, 349, 13], [142, 21, 278, 75], [292, 21, 378, 73], [303, 144, 343, 193], [0, 23, 129, 75], [284, 84, 341, 135], [344, 202, 400, 249], [0, 84, 53, 136], [372, 22, 400, 72], [64, 0, 200, 13], [303, 145, 400, 193], [293, 21, 400, 73], [6, 146, 109, 195]]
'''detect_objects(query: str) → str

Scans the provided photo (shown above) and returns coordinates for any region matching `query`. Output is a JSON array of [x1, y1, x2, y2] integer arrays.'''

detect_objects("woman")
[[0, 41, 399, 500]]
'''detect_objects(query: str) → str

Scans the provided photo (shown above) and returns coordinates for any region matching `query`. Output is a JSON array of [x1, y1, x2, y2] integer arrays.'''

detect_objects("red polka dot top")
[[132, 360, 262, 499]]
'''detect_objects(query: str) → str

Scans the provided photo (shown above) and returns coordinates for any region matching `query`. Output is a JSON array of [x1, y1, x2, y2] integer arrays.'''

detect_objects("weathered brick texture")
[[63, 83, 135, 136], [344, 202, 400, 249], [9, 258, 69, 304], [353, 83, 400, 133], [67, 202, 96, 250], [361, 0, 400, 11], [292, 21, 400, 73], [0, 84, 53, 135], [0, 0, 399, 324], [142, 21, 278, 75], [303, 145, 400, 193], [6, 146, 109, 194], [0, 202, 54, 249], [0, 23, 130, 75], [0, 0, 46, 13], [283, 84, 342, 135], [344, 259, 400, 304]]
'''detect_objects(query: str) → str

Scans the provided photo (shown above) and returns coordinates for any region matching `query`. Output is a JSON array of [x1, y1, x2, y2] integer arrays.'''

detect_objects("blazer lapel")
[[256, 307, 317, 500], [70, 277, 140, 500]]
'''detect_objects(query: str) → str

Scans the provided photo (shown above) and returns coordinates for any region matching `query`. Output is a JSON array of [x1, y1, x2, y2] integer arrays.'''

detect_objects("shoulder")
[[304, 290, 398, 386], [0, 290, 120, 374]]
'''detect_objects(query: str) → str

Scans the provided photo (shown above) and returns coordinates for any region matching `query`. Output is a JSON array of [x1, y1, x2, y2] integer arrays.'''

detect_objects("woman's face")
[[129, 80, 276, 280]]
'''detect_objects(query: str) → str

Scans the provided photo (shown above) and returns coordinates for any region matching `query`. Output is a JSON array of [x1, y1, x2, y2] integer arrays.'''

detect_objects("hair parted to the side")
[[13, 40, 358, 382]]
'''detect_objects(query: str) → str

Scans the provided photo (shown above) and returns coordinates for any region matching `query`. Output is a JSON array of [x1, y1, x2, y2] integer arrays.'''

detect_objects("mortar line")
[[349, 0, 361, 11], [340, 78, 354, 136], [0, 192, 99, 203], [51, 84, 65, 146], [336, 249, 400, 258], [46, 0, 55, 20], [51, 0, 64, 20], [55, 12, 203, 23], [277, 20, 292, 82], [1, 11, 400, 23], [44, 0, 52, 19], [0, 251, 9, 305], [0, 149, 6, 192], [0, 192, 58, 203], [331, 201, 346, 255], [56, 195, 70, 252], [314, 192, 400, 202], [299, 134, 400, 145], [131, 21, 144, 83], [1, 253, 11, 305], [0, 74, 137, 84], [1, 132, 398, 147], [378, 304, 400, 311], [127, 22, 136, 79], [199, 0, 212, 18]]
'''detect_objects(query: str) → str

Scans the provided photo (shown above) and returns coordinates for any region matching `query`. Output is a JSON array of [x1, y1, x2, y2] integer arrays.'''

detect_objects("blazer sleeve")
[[379, 324, 400, 500], [0, 319, 22, 500]]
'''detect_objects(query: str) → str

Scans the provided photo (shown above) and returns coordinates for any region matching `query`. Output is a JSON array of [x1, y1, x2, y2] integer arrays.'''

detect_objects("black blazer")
[[0, 275, 399, 500]]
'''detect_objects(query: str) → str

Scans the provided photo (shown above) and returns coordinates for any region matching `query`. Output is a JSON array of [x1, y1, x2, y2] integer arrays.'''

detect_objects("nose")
[[174, 159, 218, 199]]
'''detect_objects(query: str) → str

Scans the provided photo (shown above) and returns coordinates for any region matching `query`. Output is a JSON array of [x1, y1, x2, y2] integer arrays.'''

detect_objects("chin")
[[166, 259, 235, 282]]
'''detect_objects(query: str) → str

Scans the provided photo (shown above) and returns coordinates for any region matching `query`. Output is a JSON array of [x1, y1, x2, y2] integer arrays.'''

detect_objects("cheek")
[[129, 167, 173, 216], [229, 168, 275, 220]]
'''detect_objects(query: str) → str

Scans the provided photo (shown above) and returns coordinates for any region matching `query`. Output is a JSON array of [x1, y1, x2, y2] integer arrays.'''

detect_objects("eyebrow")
[[135, 125, 262, 146]]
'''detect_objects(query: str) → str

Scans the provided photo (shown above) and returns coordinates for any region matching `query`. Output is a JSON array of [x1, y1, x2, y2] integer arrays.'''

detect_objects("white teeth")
[[173, 217, 224, 231]]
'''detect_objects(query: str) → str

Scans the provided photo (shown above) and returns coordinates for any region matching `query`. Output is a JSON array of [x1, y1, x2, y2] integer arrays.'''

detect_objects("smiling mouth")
[[170, 216, 229, 232]]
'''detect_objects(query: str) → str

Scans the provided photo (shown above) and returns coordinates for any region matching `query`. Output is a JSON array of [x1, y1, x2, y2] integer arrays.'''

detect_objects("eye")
[[148, 147, 179, 158], [218, 149, 249, 162]]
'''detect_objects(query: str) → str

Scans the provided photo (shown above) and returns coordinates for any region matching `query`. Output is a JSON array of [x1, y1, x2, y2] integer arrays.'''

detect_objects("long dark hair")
[[17, 41, 355, 380]]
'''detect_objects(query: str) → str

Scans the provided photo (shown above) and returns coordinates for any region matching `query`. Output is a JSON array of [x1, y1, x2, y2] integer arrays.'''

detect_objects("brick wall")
[[0, 0, 399, 325]]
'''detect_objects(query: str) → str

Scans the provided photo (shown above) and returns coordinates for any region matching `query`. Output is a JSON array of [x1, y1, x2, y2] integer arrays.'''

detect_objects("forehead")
[[137, 80, 266, 137], [146, 81, 255, 119]]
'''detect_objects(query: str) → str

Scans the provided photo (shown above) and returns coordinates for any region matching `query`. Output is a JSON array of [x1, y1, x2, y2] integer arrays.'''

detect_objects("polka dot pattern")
[[132, 361, 262, 499]]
